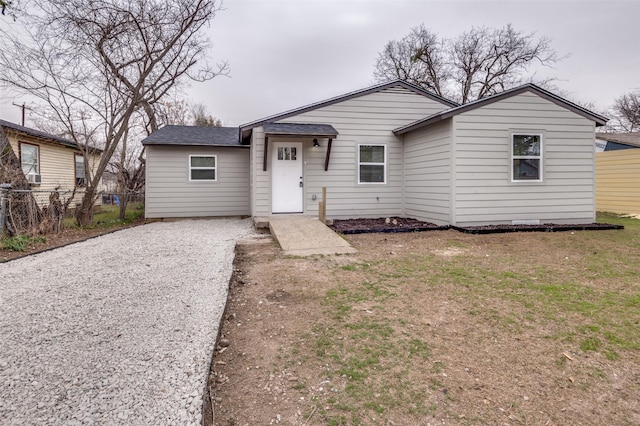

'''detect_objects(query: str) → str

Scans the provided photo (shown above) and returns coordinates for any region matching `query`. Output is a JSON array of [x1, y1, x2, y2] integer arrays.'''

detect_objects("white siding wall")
[[452, 92, 596, 226], [145, 145, 250, 218], [402, 120, 452, 225], [250, 126, 268, 216], [251, 87, 451, 218]]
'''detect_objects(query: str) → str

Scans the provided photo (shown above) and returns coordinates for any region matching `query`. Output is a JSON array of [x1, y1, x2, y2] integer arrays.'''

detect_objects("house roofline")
[[0, 119, 103, 153], [142, 141, 249, 148], [393, 83, 609, 135], [141, 125, 245, 147], [595, 132, 640, 147], [239, 80, 459, 139]]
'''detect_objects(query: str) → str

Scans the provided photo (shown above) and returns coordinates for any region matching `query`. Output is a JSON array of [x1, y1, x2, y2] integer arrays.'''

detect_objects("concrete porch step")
[[256, 216, 356, 256]]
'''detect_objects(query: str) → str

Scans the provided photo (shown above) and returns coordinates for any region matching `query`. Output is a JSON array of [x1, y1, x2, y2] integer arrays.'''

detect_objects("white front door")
[[272, 142, 303, 213]]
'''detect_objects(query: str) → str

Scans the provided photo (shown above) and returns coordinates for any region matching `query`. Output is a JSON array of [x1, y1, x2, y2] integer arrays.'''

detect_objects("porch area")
[[253, 215, 357, 256]]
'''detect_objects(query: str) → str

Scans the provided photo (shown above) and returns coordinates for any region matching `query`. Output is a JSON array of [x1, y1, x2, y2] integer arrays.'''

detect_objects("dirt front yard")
[[209, 215, 640, 426]]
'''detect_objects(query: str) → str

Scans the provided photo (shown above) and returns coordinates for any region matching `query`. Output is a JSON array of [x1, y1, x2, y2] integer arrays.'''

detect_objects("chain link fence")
[[0, 187, 144, 237]]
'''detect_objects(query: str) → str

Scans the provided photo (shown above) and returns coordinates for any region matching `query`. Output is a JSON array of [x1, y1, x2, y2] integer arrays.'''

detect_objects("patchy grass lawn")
[[62, 202, 145, 229], [210, 213, 640, 426]]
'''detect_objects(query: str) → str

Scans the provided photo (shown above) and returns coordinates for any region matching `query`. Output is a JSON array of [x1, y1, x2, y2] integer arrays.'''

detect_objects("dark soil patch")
[[330, 217, 445, 234], [329, 217, 623, 235], [453, 222, 624, 234]]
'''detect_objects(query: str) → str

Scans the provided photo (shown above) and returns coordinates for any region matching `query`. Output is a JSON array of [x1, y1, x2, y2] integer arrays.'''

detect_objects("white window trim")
[[75, 153, 86, 187], [510, 133, 543, 183], [357, 144, 387, 185], [20, 142, 40, 175], [188, 154, 217, 182]]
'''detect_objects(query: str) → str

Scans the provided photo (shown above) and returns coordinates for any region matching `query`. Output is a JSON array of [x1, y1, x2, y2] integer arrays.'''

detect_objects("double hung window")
[[358, 144, 386, 184], [189, 155, 217, 181], [512, 134, 542, 181]]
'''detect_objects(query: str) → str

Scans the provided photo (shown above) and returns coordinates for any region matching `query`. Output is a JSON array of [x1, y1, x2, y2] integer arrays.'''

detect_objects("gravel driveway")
[[0, 219, 255, 425]]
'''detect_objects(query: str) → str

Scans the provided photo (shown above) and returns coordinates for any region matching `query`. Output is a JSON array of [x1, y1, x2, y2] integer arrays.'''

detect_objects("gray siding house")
[[143, 126, 250, 218], [143, 80, 607, 225]]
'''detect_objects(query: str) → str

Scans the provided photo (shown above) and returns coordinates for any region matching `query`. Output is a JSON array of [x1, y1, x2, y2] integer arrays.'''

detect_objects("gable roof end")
[[239, 80, 459, 140], [393, 83, 609, 135]]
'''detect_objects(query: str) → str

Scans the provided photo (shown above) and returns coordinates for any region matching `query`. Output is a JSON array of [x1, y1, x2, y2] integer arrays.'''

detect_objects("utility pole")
[[12, 102, 32, 126]]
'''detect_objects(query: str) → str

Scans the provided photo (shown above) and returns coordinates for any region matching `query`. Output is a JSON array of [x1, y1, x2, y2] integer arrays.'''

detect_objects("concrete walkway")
[[263, 216, 357, 256]]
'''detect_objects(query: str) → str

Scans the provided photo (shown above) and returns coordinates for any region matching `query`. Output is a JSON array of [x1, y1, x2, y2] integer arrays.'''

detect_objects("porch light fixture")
[[313, 138, 320, 148]]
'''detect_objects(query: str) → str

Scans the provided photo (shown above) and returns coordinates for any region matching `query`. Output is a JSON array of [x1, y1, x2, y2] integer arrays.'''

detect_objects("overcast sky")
[[1, 0, 638, 127]]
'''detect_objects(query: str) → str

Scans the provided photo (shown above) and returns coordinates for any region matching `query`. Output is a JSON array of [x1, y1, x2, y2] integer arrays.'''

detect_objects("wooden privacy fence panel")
[[596, 150, 640, 215]]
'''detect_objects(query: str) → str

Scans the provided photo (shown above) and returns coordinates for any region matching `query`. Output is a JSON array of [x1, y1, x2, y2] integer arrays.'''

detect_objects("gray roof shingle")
[[263, 122, 339, 137], [596, 132, 640, 147], [141, 125, 244, 147]]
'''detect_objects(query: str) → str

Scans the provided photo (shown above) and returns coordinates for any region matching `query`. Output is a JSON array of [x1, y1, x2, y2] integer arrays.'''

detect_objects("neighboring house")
[[0, 119, 102, 205], [595, 132, 640, 215], [143, 80, 607, 226], [595, 132, 640, 152], [101, 171, 119, 193]]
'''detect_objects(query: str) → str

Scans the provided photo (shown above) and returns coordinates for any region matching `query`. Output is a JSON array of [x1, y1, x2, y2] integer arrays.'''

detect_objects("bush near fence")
[[0, 187, 144, 237]]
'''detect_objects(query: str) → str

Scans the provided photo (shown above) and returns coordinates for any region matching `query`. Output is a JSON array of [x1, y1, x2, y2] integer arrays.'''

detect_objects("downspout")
[[399, 133, 406, 217], [449, 117, 456, 226]]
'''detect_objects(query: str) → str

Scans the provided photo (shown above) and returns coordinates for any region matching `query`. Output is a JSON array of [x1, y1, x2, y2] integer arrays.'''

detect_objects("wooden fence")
[[596, 150, 640, 215]]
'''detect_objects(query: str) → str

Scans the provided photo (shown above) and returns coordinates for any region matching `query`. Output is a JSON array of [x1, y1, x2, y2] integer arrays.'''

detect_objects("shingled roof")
[[141, 125, 245, 147], [0, 119, 102, 152], [263, 123, 339, 137], [596, 132, 640, 148]]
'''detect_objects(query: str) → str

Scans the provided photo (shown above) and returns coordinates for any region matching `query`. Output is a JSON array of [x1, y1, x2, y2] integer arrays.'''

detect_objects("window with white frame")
[[20, 143, 39, 175], [512, 134, 542, 181], [358, 144, 386, 184], [189, 155, 216, 181], [75, 154, 86, 187]]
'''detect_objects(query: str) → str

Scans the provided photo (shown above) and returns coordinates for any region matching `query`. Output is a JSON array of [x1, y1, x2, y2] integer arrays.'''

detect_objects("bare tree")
[[153, 98, 222, 127], [374, 25, 451, 98], [0, 126, 38, 236], [0, 0, 12, 15], [191, 103, 223, 127], [110, 125, 146, 221], [154, 98, 194, 127], [374, 24, 560, 104], [610, 91, 640, 132], [0, 0, 228, 226]]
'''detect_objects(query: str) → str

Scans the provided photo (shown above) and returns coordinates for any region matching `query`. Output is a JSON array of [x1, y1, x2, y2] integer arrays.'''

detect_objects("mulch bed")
[[330, 217, 448, 234], [330, 217, 623, 235], [452, 223, 624, 234]]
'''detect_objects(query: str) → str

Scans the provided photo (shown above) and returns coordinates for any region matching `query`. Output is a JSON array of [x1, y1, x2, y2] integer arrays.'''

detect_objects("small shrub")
[[2, 234, 46, 252]]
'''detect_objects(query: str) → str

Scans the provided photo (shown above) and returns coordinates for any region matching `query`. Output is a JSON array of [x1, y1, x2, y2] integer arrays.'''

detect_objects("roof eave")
[[142, 141, 247, 148], [264, 132, 338, 138], [3, 127, 103, 153], [394, 84, 609, 134], [393, 113, 450, 135]]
